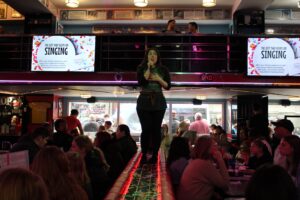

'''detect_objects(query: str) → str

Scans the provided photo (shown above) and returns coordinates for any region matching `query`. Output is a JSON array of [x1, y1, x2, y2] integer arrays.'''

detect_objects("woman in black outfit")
[[136, 47, 171, 164]]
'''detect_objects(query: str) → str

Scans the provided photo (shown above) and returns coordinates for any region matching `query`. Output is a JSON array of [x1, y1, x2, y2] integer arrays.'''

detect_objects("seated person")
[[177, 136, 229, 200], [166, 137, 190, 191], [52, 118, 73, 152], [248, 138, 272, 170], [11, 126, 50, 164], [114, 124, 137, 165], [0, 168, 49, 200], [246, 164, 297, 200]]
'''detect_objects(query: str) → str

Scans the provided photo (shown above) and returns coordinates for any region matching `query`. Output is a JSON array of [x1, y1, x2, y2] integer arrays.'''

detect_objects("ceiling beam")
[[232, 0, 274, 15], [3, 0, 51, 15]]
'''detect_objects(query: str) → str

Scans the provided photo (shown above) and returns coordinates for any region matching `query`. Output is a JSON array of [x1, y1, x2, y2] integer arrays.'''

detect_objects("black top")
[[10, 135, 40, 164], [85, 148, 110, 200], [248, 113, 269, 139], [52, 131, 73, 152], [136, 64, 171, 111], [248, 154, 273, 170]]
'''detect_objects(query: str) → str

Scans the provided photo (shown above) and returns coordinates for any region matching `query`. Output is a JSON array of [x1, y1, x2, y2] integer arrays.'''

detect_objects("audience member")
[[162, 19, 181, 33], [235, 141, 250, 165], [98, 125, 106, 132], [11, 126, 50, 164], [166, 137, 190, 191], [188, 112, 210, 135], [65, 109, 84, 136], [170, 111, 180, 134], [177, 120, 189, 137], [188, 22, 198, 34], [31, 146, 88, 200], [0, 168, 49, 200], [278, 135, 300, 182], [177, 136, 229, 200], [104, 121, 114, 134], [161, 124, 172, 159], [67, 152, 94, 200], [72, 136, 110, 200], [248, 138, 273, 170], [114, 124, 137, 164], [52, 118, 73, 152], [246, 164, 297, 200], [83, 114, 99, 132], [94, 131, 124, 181], [271, 119, 294, 168], [182, 130, 197, 147]]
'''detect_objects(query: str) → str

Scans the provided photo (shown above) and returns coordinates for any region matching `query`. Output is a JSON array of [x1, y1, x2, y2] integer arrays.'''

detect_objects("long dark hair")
[[167, 137, 190, 167], [252, 138, 271, 157], [118, 124, 131, 137], [138, 47, 162, 68], [246, 164, 297, 200]]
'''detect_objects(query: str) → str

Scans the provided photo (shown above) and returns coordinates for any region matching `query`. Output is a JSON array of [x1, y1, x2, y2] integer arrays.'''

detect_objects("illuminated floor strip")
[[120, 154, 162, 200]]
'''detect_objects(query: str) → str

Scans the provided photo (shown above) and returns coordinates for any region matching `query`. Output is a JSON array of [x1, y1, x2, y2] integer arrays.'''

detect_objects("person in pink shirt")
[[65, 109, 84, 136], [188, 112, 210, 135]]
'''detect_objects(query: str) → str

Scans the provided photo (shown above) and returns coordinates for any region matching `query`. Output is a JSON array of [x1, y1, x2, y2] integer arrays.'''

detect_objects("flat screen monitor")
[[247, 38, 300, 76], [32, 35, 96, 72]]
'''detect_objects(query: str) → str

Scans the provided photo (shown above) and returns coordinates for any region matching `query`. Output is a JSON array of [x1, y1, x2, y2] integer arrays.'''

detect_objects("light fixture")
[[202, 0, 216, 7], [266, 29, 274, 34], [65, 0, 79, 8], [289, 96, 300, 102], [134, 0, 148, 7], [196, 95, 207, 100], [298, 1, 300, 8], [80, 94, 91, 99]]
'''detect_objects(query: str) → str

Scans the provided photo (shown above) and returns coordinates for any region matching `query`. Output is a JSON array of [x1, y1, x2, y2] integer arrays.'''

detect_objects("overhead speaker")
[[280, 99, 291, 107], [192, 98, 202, 105], [87, 97, 96, 103]]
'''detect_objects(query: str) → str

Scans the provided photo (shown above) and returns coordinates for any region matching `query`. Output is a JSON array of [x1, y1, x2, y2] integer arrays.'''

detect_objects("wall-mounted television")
[[248, 38, 300, 76], [32, 35, 96, 72]]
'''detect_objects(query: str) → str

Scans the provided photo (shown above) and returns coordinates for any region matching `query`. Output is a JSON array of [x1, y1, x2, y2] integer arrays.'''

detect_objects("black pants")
[[137, 109, 166, 155]]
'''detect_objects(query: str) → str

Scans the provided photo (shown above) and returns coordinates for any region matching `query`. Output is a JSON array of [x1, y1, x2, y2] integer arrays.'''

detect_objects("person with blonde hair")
[[177, 136, 229, 200], [31, 146, 88, 200], [0, 168, 49, 200]]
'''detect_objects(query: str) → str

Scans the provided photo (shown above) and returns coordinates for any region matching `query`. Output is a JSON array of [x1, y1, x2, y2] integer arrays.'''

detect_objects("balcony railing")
[[0, 34, 247, 73]]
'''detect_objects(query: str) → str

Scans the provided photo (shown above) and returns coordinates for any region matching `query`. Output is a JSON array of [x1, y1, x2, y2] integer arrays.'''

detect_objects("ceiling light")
[[66, 0, 79, 8], [80, 94, 91, 98], [202, 0, 216, 7], [196, 95, 207, 100], [289, 97, 300, 102], [266, 29, 274, 34], [298, 1, 300, 8], [134, 0, 148, 7]]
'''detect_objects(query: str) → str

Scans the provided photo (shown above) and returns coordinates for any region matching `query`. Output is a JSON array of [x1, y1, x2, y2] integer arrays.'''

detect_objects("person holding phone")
[[136, 47, 171, 164], [177, 136, 229, 200]]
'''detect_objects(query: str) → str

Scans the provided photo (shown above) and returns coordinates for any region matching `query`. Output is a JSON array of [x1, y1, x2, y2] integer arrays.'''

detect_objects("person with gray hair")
[[188, 112, 209, 135]]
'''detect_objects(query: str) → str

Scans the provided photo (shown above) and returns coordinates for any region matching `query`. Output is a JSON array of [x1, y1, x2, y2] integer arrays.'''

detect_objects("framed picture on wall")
[[114, 10, 134, 19], [0, 2, 7, 19], [87, 10, 107, 20], [68, 10, 87, 20]]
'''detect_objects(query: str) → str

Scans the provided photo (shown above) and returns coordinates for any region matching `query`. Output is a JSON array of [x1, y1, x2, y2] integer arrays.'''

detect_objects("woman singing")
[[137, 47, 171, 164]]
